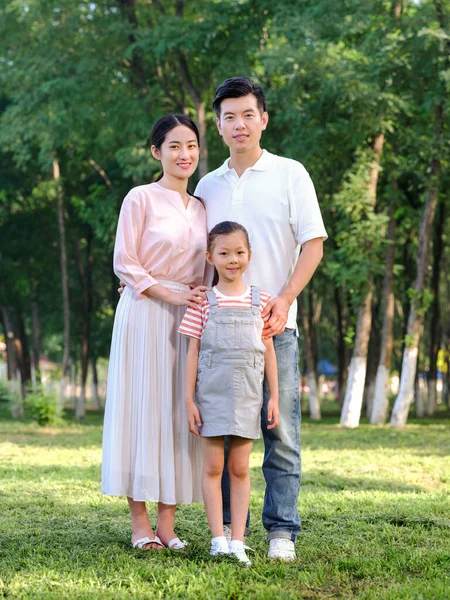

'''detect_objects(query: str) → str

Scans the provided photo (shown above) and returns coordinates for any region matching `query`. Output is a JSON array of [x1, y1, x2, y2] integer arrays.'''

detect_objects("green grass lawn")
[[0, 403, 449, 599]]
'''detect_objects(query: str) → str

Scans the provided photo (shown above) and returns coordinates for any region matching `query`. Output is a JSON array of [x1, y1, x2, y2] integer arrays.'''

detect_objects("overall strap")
[[205, 289, 219, 314], [251, 286, 260, 315]]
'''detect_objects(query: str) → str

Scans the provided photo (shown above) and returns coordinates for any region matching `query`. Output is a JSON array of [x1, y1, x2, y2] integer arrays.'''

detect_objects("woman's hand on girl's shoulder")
[[169, 285, 209, 310]]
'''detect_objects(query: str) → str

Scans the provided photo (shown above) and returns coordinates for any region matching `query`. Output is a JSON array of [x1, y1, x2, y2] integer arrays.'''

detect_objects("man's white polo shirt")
[[195, 150, 328, 330]]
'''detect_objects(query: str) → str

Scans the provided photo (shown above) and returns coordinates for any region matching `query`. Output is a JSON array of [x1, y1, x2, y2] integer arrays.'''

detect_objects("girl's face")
[[151, 125, 199, 180], [206, 231, 251, 283]]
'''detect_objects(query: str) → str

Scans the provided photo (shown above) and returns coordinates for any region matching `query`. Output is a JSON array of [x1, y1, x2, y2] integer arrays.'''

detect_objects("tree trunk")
[[17, 313, 32, 396], [91, 356, 102, 410], [364, 293, 381, 417], [195, 100, 208, 180], [53, 157, 70, 409], [426, 200, 444, 416], [298, 294, 321, 420], [443, 336, 450, 408], [31, 280, 41, 384], [174, 48, 209, 179], [371, 201, 396, 424], [391, 149, 442, 427], [0, 305, 24, 417], [334, 286, 349, 404], [0, 305, 18, 384], [414, 369, 425, 418], [119, 0, 147, 91], [308, 285, 321, 381], [74, 231, 93, 420], [340, 286, 374, 427], [340, 132, 384, 427]]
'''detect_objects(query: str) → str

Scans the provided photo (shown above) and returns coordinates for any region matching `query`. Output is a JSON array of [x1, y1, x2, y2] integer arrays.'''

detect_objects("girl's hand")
[[186, 402, 202, 435], [266, 398, 280, 430], [118, 281, 126, 295], [168, 286, 209, 309]]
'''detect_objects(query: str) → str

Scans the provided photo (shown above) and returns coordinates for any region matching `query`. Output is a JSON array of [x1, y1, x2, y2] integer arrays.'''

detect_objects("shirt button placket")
[[231, 175, 245, 209]]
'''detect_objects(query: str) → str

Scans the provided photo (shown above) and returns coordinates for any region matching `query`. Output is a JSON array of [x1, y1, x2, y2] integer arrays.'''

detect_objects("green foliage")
[[0, 0, 449, 382], [407, 286, 435, 316], [0, 381, 11, 403], [24, 386, 59, 426]]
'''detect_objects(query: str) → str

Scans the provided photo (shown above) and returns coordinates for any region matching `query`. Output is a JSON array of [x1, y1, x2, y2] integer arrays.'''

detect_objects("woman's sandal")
[[132, 535, 164, 550], [167, 537, 189, 551]]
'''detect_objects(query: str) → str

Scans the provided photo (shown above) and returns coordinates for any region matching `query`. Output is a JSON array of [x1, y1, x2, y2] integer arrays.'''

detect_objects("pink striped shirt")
[[178, 286, 271, 340]]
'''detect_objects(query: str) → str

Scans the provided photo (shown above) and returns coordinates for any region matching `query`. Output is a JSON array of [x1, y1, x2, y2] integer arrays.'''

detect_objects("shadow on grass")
[[249, 465, 426, 494], [299, 421, 450, 456], [0, 462, 100, 483], [1, 402, 449, 464], [1, 458, 426, 493]]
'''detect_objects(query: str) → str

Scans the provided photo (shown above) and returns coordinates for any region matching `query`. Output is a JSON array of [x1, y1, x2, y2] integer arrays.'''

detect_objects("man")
[[195, 76, 327, 561]]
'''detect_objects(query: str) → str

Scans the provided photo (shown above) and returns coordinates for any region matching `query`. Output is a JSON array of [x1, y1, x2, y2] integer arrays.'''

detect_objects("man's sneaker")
[[210, 536, 230, 556], [228, 540, 251, 567], [223, 524, 232, 543], [268, 538, 296, 561]]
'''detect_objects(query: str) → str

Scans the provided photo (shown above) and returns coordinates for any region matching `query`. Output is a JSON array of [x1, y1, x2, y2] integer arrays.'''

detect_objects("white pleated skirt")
[[101, 282, 203, 504]]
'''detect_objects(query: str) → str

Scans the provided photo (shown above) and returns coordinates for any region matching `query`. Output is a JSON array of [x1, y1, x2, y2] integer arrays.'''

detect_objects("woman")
[[102, 115, 207, 551]]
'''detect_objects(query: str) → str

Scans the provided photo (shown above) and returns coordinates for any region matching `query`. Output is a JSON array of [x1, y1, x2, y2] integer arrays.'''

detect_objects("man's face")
[[216, 94, 268, 154]]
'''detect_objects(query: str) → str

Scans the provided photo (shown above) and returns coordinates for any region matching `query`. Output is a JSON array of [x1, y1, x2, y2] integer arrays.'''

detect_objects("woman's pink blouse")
[[113, 183, 207, 296]]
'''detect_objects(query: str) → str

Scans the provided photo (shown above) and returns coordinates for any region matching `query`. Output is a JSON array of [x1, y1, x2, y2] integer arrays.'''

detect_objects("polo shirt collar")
[[215, 149, 274, 177]]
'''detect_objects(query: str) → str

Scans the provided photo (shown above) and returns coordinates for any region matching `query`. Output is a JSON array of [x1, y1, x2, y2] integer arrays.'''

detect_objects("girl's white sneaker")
[[210, 536, 230, 556], [228, 540, 251, 566]]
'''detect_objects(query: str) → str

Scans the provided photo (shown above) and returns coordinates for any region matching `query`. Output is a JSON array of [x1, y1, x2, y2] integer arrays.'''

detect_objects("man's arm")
[[262, 237, 323, 338]]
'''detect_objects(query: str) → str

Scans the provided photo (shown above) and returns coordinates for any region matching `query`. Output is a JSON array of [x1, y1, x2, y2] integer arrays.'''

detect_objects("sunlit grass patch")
[[0, 408, 449, 599]]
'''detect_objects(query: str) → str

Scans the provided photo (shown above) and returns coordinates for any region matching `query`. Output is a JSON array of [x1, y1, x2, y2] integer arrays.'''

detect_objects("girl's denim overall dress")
[[195, 286, 266, 439]]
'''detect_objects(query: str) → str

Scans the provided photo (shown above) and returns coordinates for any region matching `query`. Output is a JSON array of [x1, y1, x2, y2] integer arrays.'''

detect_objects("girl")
[[178, 221, 279, 565], [102, 115, 208, 551]]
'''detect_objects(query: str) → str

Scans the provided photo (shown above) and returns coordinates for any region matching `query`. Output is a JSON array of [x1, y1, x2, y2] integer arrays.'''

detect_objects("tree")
[[391, 0, 449, 427]]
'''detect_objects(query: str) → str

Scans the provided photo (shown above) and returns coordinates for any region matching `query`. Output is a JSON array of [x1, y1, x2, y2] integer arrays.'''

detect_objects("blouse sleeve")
[[113, 190, 158, 297]]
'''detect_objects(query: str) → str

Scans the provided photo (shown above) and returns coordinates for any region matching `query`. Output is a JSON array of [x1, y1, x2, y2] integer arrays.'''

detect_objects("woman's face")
[[151, 125, 200, 180]]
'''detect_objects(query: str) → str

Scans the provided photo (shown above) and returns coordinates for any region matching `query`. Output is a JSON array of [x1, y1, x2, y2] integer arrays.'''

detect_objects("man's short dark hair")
[[213, 76, 267, 117]]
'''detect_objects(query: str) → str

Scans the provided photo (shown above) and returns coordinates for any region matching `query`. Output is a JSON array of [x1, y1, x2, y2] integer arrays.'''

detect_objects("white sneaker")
[[223, 525, 254, 552], [228, 540, 251, 567], [268, 538, 296, 561], [223, 524, 232, 543], [210, 536, 229, 556]]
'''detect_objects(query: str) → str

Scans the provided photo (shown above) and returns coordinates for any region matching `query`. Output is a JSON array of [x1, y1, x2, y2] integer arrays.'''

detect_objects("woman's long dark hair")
[[207, 221, 251, 287], [151, 114, 201, 199]]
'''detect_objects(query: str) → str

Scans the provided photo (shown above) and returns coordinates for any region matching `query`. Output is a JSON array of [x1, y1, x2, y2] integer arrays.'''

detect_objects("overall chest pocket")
[[236, 318, 257, 348], [215, 318, 237, 349], [215, 316, 257, 349]]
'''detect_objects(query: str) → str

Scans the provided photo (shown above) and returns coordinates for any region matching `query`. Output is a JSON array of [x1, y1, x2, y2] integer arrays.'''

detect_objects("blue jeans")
[[222, 328, 301, 541]]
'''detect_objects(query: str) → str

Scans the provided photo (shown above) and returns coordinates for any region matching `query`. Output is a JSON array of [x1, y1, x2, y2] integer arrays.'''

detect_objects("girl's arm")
[[263, 337, 280, 429], [185, 337, 202, 435]]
